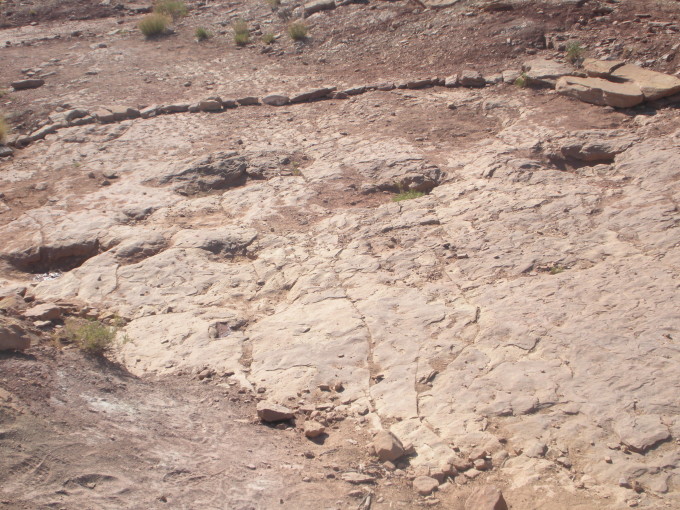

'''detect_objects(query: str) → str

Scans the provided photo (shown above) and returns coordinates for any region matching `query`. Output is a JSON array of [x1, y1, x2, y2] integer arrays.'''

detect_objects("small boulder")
[[465, 486, 508, 510], [262, 94, 290, 106], [256, 401, 295, 422], [459, 70, 485, 88], [237, 96, 260, 106], [290, 87, 335, 103], [611, 63, 680, 101], [444, 75, 458, 87], [523, 58, 572, 88], [304, 0, 336, 17], [11, 79, 45, 90], [303, 420, 326, 438], [413, 475, 439, 496], [199, 99, 223, 112], [583, 58, 625, 78], [373, 430, 405, 462]]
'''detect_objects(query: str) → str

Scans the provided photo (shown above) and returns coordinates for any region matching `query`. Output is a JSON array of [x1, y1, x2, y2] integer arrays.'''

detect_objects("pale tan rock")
[[611, 64, 680, 100], [262, 94, 290, 106], [523, 58, 573, 87], [256, 402, 294, 422], [373, 430, 405, 462], [465, 486, 508, 510], [614, 415, 671, 453], [303, 420, 325, 438], [23, 303, 61, 321], [556, 76, 644, 108], [413, 475, 439, 495], [583, 58, 625, 78]]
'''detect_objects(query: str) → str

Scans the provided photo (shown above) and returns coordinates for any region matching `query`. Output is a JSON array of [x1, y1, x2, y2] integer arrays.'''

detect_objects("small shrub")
[[288, 21, 308, 41], [233, 18, 250, 46], [0, 115, 8, 144], [154, 0, 187, 20], [566, 41, 584, 64], [139, 13, 171, 37], [195, 26, 212, 41], [266, 0, 281, 9], [262, 33, 276, 45], [514, 73, 528, 88], [64, 318, 117, 356], [393, 190, 425, 202]]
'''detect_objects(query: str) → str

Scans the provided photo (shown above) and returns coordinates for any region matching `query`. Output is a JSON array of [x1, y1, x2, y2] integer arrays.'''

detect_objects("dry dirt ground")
[[1, 0, 680, 509]]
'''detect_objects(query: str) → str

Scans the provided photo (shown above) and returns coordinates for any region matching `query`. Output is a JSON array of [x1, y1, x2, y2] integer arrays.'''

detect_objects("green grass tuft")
[[139, 13, 171, 37], [262, 33, 276, 45], [514, 73, 528, 88], [392, 190, 425, 202], [63, 318, 118, 356], [195, 26, 212, 41], [233, 18, 250, 46], [287, 21, 308, 41], [154, 0, 187, 20], [566, 41, 584, 64]]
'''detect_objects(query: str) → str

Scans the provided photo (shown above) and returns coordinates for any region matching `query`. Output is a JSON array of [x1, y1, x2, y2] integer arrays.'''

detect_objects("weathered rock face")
[[0, 322, 32, 351], [304, 0, 336, 18], [3, 79, 680, 507], [611, 64, 680, 101]]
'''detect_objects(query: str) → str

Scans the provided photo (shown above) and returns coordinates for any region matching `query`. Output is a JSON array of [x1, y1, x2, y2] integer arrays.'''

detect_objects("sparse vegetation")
[[262, 33, 276, 45], [566, 41, 584, 64], [233, 19, 250, 46], [195, 26, 212, 41], [287, 21, 308, 41], [154, 0, 187, 20], [0, 115, 8, 144], [514, 73, 528, 88], [138, 13, 171, 37], [63, 318, 118, 356], [266, 0, 281, 9], [393, 190, 425, 202], [549, 264, 566, 275]]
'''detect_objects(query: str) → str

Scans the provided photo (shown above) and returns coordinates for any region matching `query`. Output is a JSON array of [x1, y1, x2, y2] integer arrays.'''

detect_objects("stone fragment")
[[343, 86, 366, 96], [23, 303, 62, 320], [341, 472, 375, 484], [464, 486, 508, 510], [290, 87, 335, 103], [198, 99, 223, 112], [262, 94, 290, 106], [459, 70, 485, 88], [160, 103, 190, 113], [444, 75, 458, 87], [524, 442, 547, 458], [560, 131, 637, 162], [304, 0, 336, 18], [140, 105, 160, 118], [303, 420, 325, 438], [502, 70, 521, 83], [373, 430, 405, 462], [556, 76, 644, 108], [523, 58, 573, 87], [615, 415, 671, 453], [0, 146, 14, 157], [0, 322, 31, 351], [413, 476, 439, 496], [30, 123, 61, 141], [92, 108, 116, 123], [11, 79, 45, 90], [256, 401, 295, 422], [406, 79, 433, 89], [237, 97, 260, 106], [611, 64, 680, 101], [583, 58, 625, 78]]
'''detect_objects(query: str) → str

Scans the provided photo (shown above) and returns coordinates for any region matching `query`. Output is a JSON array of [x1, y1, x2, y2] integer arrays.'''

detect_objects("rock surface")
[[11, 78, 45, 90], [465, 486, 508, 510], [0, 322, 32, 351], [373, 430, 405, 462], [413, 475, 439, 495]]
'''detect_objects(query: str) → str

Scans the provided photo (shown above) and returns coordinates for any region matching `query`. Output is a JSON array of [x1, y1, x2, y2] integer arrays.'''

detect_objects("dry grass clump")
[[154, 0, 187, 20], [566, 41, 584, 64], [262, 33, 276, 45], [0, 115, 8, 144], [392, 190, 425, 202], [233, 19, 250, 46], [139, 13, 171, 37], [288, 21, 308, 41]]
